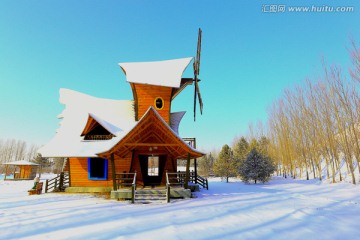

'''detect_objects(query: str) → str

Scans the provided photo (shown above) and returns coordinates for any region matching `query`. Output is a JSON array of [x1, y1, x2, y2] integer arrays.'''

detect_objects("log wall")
[[69, 154, 132, 187], [133, 84, 172, 124]]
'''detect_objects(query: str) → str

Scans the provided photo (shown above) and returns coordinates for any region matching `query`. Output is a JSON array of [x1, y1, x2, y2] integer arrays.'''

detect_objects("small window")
[[148, 156, 159, 176], [154, 97, 164, 110], [88, 158, 108, 180]]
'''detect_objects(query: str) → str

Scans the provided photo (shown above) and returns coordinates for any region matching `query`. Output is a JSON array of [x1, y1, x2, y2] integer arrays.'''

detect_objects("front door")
[[139, 155, 166, 186]]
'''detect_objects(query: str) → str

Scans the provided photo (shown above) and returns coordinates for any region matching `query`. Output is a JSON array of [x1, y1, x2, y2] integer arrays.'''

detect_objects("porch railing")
[[115, 171, 136, 203], [176, 171, 209, 190], [166, 172, 186, 188], [115, 172, 136, 189], [45, 171, 69, 193]]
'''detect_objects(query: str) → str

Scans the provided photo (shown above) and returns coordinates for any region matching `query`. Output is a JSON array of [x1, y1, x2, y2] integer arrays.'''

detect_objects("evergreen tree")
[[32, 153, 50, 177], [233, 137, 249, 165], [198, 152, 215, 177], [239, 148, 276, 184], [213, 144, 237, 182]]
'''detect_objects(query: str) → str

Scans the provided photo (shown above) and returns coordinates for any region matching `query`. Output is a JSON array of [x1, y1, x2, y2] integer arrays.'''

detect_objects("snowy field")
[[1, 176, 360, 240]]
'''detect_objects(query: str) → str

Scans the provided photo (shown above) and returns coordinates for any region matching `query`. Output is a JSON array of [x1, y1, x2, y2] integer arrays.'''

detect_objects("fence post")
[[131, 185, 135, 204], [45, 179, 49, 193], [59, 172, 64, 191], [54, 178, 57, 191]]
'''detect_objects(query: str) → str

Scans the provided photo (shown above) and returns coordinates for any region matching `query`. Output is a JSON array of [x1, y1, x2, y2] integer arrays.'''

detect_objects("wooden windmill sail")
[[193, 28, 203, 121]]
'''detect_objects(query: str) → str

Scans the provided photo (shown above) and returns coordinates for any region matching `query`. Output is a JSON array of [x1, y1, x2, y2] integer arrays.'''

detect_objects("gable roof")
[[81, 113, 122, 137], [119, 57, 193, 88], [98, 107, 204, 159]]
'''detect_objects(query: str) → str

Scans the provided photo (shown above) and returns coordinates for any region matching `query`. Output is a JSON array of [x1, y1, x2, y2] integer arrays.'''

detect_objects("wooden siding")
[[69, 154, 132, 187], [133, 83, 172, 124], [17, 165, 33, 179]]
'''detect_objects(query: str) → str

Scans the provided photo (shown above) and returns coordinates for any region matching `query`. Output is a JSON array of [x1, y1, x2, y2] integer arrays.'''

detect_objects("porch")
[[110, 171, 207, 203]]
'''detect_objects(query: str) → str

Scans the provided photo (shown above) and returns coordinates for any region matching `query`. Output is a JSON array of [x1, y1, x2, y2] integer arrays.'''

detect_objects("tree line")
[[199, 39, 360, 184], [198, 137, 275, 184], [0, 138, 65, 174], [0, 139, 39, 164]]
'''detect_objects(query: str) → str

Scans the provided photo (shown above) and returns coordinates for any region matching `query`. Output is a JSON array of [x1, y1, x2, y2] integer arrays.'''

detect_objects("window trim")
[[88, 158, 108, 180], [154, 97, 164, 110]]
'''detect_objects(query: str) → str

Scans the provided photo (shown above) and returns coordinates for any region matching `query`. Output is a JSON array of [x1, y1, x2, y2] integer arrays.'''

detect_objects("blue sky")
[[0, 0, 359, 152]]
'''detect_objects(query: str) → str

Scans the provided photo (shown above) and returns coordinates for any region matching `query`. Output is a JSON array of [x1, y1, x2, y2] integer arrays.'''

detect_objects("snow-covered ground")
[[1, 176, 360, 240]]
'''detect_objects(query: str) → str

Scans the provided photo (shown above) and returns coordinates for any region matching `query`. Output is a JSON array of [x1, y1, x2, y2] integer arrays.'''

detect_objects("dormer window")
[[81, 113, 120, 141], [83, 124, 113, 140], [154, 97, 164, 110]]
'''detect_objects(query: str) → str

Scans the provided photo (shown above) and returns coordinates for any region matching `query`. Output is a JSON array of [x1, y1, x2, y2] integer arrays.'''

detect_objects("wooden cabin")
[[39, 58, 204, 199], [2, 160, 39, 180]]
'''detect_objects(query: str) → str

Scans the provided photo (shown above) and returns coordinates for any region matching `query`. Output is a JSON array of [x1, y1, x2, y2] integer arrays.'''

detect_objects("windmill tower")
[[119, 28, 204, 125]]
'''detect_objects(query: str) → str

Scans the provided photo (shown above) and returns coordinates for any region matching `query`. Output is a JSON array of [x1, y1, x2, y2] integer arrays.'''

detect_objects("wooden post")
[[131, 186, 135, 204], [167, 184, 170, 203], [45, 179, 49, 193], [59, 172, 64, 191], [54, 178, 57, 191], [13, 166, 16, 179], [193, 138, 198, 184], [4, 165, 8, 180], [184, 153, 190, 189], [111, 153, 117, 191], [194, 158, 198, 184], [129, 150, 135, 172]]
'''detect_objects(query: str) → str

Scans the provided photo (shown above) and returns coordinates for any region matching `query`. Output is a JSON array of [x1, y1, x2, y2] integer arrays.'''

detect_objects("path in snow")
[[1, 176, 360, 240]]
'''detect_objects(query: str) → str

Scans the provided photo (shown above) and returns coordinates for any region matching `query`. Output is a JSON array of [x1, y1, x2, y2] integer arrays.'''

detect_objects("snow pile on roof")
[[119, 57, 193, 88], [2, 160, 39, 166], [39, 89, 136, 157]]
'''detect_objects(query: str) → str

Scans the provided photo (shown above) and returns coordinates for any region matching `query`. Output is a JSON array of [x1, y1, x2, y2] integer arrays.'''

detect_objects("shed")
[[2, 160, 39, 180]]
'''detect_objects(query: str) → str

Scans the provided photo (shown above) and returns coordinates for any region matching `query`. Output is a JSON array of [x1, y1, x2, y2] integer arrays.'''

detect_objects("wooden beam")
[[111, 153, 117, 191], [124, 143, 179, 147], [129, 150, 135, 172], [184, 153, 190, 189]]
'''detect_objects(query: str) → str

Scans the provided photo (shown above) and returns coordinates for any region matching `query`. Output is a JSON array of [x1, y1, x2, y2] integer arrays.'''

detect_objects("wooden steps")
[[134, 188, 167, 204]]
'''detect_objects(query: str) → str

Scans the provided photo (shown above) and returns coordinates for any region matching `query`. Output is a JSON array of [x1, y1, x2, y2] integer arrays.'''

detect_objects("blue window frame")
[[88, 158, 108, 180]]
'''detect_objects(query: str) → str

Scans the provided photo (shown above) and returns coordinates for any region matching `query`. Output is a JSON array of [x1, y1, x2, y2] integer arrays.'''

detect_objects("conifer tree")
[[239, 148, 276, 184], [213, 144, 237, 183], [233, 137, 249, 163], [198, 153, 215, 177]]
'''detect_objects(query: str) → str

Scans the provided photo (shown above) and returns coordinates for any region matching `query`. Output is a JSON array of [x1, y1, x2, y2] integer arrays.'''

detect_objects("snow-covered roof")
[[3, 160, 39, 166], [39, 88, 189, 158], [39, 89, 136, 157], [119, 57, 193, 88]]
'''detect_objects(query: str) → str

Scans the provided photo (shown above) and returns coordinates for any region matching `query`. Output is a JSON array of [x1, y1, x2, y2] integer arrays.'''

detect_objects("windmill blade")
[[195, 28, 202, 75], [195, 80, 203, 115], [193, 77, 198, 121], [193, 28, 203, 121]]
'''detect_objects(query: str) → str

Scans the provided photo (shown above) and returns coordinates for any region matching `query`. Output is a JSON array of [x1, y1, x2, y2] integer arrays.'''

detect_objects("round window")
[[154, 97, 164, 110]]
